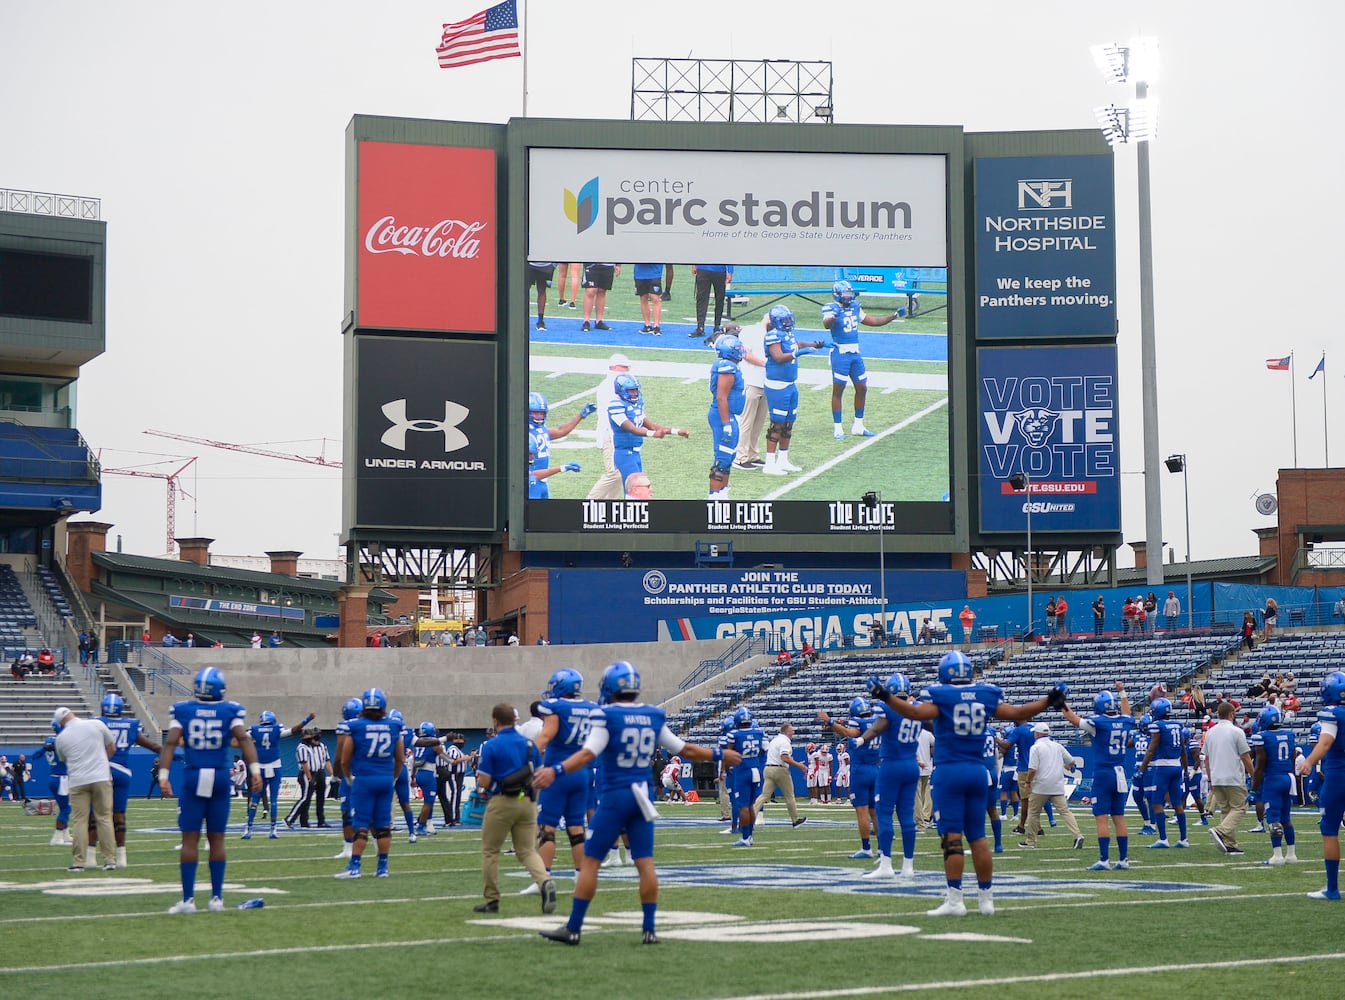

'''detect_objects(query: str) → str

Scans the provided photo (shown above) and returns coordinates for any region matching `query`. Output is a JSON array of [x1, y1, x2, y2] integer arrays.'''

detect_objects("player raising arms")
[[527, 392, 595, 499], [243, 707, 313, 840], [868, 651, 1065, 916], [532, 669, 601, 891], [1063, 683, 1136, 871], [820, 279, 904, 439]]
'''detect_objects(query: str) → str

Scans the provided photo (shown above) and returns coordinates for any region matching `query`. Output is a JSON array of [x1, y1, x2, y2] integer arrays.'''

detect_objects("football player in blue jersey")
[[1131, 713, 1155, 834], [1304, 721, 1324, 806], [535, 660, 741, 945], [1185, 724, 1210, 825], [98, 693, 162, 868], [412, 722, 448, 835], [821, 696, 881, 858], [527, 392, 596, 499], [334, 688, 404, 879], [761, 305, 828, 476], [533, 669, 600, 889], [158, 666, 258, 914], [1137, 697, 1191, 848], [869, 651, 1064, 916], [854, 674, 922, 877], [1297, 670, 1345, 899], [995, 725, 1021, 822], [387, 708, 420, 842], [707, 333, 746, 500], [605, 373, 689, 496], [726, 705, 766, 847], [820, 279, 904, 439], [243, 707, 313, 840], [333, 697, 362, 860], [717, 713, 738, 834], [1063, 683, 1137, 870], [1250, 704, 1299, 866], [43, 730, 72, 846], [981, 725, 1006, 854]]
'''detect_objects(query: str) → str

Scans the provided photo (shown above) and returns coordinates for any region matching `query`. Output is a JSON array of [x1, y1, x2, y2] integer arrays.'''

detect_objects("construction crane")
[[99, 455, 198, 554], [144, 430, 342, 468]]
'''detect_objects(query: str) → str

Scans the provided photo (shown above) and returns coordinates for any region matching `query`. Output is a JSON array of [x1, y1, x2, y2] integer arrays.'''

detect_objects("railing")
[[680, 634, 767, 690], [0, 187, 101, 219]]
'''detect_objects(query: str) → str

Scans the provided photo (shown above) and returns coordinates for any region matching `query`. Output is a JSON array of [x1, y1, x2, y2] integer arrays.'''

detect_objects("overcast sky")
[[4, 1, 1340, 565]]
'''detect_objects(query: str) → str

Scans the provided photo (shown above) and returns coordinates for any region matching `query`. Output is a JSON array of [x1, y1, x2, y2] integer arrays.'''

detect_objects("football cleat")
[[540, 926, 581, 945], [334, 868, 361, 880], [926, 896, 968, 917], [168, 899, 197, 915], [1308, 888, 1342, 900], [733, 838, 753, 848], [375, 867, 389, 878], [834, 430, 846, 440], [642, 930, 660, 944], [1087, 860, 1112, 871], [240, 827, 252, 840], [519, 881, 541, 896], [849, 849, 873, 859], [977, 889, 995, 916], [208, 897, 225, 913], [1147, 840, 1170, 849], [1114, 859, 1131, 870]]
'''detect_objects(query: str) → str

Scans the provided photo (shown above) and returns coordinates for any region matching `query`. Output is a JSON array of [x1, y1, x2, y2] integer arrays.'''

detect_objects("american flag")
[[436, 2, 521, 69], [1265, 356, 1291, 371]]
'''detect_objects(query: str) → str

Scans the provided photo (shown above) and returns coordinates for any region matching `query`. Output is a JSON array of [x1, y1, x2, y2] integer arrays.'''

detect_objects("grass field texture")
[[3, 798, 1342, 999]]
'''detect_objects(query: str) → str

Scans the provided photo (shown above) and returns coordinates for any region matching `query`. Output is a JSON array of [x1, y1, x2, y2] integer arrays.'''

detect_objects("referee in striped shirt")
[[285, 727, 332, 829]]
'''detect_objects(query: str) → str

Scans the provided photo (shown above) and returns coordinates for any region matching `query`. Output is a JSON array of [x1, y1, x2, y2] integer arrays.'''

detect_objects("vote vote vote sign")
[[976, 344, 1120, 534]]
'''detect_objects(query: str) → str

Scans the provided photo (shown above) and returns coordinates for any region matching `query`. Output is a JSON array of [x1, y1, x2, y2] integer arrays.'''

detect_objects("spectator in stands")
[[36, 648, 56, 674], [1163, 590, 1181, 630], [1248, 673, 1271, 700], [1143, 593, 1158, 635], [633, 262, 665, 335], [184, 633, 195, 648], [1044, 597, 1057, 637], [269, 631, 282, 648], [87, 632, 98, 664], [1263, 597, 1278, 639], [1055, 595, 1069, 636], [1189, 685, 1208, 719], [960, 605, 977, 644], [1122, 596, 1136, 635], [800, 640, 819, 665], [1135, 596, 1149, 635], [1092, 595, 1106, 636], [870, 620, 886, 648], [162, 632, 177, 647], [1284, 673, 1297, 694], [775, 649, 792, 667], [1336, 596, 1345, 620], [1242, 611, 1256, 651], [250, 631, 262, 649], [78, 631, 90, 665], [11, 650, 34, 679], [918, 619, 936, 645]]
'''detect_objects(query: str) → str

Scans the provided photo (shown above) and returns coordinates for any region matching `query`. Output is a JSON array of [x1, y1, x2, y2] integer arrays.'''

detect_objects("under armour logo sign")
[[380, 399, 470, 452]]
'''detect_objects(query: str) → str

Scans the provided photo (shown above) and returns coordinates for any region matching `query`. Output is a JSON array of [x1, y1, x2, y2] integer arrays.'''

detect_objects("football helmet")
[[1140, 713, 1152, 729], [341, 698, 362, 721], [883, 673, 912, 699], [44, 736, 56, 752], [832, 279, 856, 306], [767, 304, 795, 334], [1094, 691, 1119, 716], [614, 373, 641, 405], [1321, 671, 1345, 706], [193, 666, 227, 701], [546, 668, 583, 700], [1258, 705, 1281, 730], [528, 392, 549, 426], [849, 696, 872, 717], [1310, 722, 1322, 744], [806, 742, 817, 753], [715, 334, 745, 363], [720, 714, 735, 735], [258, 710, 277, 726], [733, 705, 754, 727], [101, 693, 124, 718], [938, 651, 974, 684], [1149, 697, 1171, 720], [600, 660, 641, 703], [362, 687, 388, 712], [419, 721, 437, 737], [388, 708, 404, 725]]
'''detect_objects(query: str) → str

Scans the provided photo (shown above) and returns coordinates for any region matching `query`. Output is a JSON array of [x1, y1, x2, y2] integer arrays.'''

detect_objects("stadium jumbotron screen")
[[519, 145, 955, 549]]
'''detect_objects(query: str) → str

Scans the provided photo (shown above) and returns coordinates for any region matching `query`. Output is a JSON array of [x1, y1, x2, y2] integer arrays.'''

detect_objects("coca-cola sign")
[[363, 217, 487, 258], [356, 142, 496, 333]]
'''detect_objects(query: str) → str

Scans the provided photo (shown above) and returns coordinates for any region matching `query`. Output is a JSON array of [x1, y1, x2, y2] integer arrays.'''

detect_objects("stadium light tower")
[[1093, 38, 1164, 588], [1164, 454, 1194, 630], [1008, 473, 1033, 640]]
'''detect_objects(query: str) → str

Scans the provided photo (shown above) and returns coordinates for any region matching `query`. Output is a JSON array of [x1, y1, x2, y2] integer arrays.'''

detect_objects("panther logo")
[[1013, 408, 1060, 447]]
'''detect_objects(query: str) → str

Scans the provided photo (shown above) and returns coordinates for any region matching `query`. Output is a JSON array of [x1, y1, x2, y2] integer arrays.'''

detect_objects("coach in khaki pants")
[[1205, 701, 1253, 855], [52, 707, 117, 872], [754, 722, 808, 827], [1018, 722, 1084, 849], [473, 704, 556, 914]]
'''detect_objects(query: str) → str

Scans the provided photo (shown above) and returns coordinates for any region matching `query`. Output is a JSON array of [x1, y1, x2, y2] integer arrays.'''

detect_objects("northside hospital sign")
[[527, 148, 948, 267]]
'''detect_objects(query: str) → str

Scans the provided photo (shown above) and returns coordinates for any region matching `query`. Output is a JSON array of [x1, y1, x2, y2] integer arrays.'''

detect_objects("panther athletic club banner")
[[527, 148, 948, 266], [973, 154, 1117, 339], [356, 141, 497, 333], [976, 344, 1120, 534]]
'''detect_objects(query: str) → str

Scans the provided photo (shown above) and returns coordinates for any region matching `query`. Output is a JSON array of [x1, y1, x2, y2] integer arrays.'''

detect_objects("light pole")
[[1165, 454, 1193, 630], [1094, 38, 1164, 588], [1008, 473, 1032, 640], [862, 491, 886, 641]]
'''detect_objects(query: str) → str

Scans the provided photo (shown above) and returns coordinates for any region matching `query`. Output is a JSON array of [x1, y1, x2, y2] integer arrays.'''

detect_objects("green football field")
[[4, 799, 1342, 998]]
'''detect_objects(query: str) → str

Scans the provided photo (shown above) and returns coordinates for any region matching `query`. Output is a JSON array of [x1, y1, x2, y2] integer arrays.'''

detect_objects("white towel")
[[632, 781, 661, 822], [195, 768, 216, 798]]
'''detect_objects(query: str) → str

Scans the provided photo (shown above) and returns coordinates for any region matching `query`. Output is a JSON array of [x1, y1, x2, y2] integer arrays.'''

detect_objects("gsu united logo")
[[380, 399, 469, 452], [564, 177, 600, 234]]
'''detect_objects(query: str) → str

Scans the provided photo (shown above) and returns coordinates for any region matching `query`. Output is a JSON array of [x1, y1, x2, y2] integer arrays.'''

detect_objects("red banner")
[[357, 142, 496, 333]]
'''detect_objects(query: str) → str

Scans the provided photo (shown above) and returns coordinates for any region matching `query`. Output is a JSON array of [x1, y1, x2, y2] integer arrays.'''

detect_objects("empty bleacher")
[[0, 564, 39, 655], [0, 673, 92, 745]]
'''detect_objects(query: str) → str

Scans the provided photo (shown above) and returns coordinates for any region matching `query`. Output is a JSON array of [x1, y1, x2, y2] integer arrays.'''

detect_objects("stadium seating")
[[0, 564, 39, 653]]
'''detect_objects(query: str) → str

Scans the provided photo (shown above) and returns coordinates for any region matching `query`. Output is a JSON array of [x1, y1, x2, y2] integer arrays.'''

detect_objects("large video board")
[[515, 130, 960, 551]]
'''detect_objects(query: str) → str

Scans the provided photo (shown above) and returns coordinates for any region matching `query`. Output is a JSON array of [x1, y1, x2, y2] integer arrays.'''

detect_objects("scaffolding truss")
[[631, 58, 833, 124]]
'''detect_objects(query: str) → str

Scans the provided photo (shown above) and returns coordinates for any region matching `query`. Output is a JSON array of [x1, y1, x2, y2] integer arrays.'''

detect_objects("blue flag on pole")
[[1310, 356, 1325, 379]]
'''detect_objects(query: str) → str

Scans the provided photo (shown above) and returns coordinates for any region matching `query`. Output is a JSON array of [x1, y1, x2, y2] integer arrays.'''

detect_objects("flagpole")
[[1323, 352, 1330, 467], [521, 0, 529, 117], [1291, 351, 1299, 468]]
